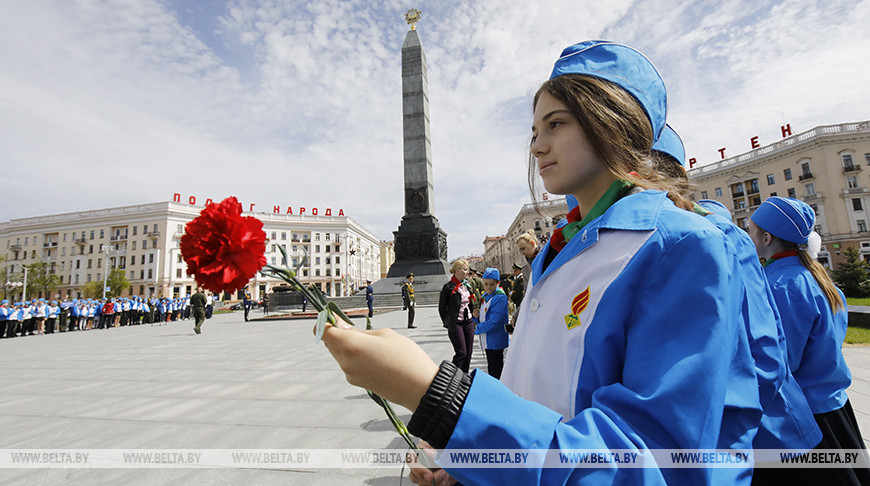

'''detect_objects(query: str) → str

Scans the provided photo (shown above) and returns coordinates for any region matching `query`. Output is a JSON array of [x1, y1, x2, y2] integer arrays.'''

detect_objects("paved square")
[[0, 306, 867, 484]]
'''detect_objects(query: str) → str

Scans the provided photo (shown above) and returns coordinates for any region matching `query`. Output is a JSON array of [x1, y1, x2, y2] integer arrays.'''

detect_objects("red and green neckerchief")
[[449, 275, 477, 303], [549, 180, 634, 252], [762, 250, 800, 268]]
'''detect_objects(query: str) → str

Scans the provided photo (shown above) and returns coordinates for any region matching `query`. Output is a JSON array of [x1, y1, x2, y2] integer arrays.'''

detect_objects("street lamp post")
[[101, 245, 117, 300], [7, 262, 28, 302]]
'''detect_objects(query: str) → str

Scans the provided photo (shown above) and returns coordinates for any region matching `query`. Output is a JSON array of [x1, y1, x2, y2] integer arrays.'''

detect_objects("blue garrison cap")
[[550, 40, 667, 141], [751, 197, 814, 245], [1, 300, 8, 304], [698, 199, 732, 220], [482, 267, 500, 281], [652, 124, 685, 166]]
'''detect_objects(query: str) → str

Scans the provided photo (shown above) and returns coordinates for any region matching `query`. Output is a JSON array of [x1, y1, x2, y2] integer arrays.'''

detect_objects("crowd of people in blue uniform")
[[0, 296, 210, 338]]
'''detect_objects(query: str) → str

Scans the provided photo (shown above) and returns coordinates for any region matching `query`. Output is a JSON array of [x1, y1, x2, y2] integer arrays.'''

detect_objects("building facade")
[[688, 120, 870, 268], [483, 197, 569, 273], [1, 201, 381, 302], [379, 241, 395, 278]]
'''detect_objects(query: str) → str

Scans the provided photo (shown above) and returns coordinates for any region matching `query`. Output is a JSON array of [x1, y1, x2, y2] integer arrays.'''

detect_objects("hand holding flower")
[[321, 325, 439, 412]]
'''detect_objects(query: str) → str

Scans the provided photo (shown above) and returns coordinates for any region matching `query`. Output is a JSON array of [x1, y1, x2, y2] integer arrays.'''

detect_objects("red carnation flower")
[[180, 197, 267, 294]]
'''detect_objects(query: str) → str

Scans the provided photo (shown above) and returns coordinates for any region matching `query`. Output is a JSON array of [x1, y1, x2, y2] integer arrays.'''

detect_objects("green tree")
[[832, 247, 870, 297], [82, 281, 104, 299], [27, 261, 62, 300], [105, 268, 130, 298]]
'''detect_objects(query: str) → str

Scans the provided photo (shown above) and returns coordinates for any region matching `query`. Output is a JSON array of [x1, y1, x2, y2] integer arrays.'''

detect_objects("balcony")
[[803, 192, 823, 202], [146, 231, 160, 238], [9, 244, 21, 251], [844, 165, 862, 173], [74, 238, 86, 246], [798, 172, 814, 181], [844, 187, 869, 195], [110, 234, 128, 241], [746, 188, 759, 196], [43, 242, 58, 248]]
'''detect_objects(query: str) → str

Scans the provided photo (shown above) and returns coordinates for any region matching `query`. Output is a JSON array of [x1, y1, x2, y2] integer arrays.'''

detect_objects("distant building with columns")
[[0, 201, 381, 302]]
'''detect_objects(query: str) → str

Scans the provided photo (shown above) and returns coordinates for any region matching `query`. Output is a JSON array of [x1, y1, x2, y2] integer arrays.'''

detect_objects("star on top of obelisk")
[[404, 8, 421, 30]]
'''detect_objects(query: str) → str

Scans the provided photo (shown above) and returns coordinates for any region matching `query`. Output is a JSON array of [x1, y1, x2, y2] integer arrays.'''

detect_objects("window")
[[100, 229, 105, 238], [97, 258, 102, 268], [315, 233, 321, 241], [90, 230, 95, 239], [750, 195, 761, 207], [130, 271, 135, 280], [788, 188, 796, 198], [76, 260, 80, 269], [292, 233, 298, 241], [271, 257, 276, 265], [784, 168, 792, 180], [335, 256, 340, 264], [86, 274, 91, 283], [770, 192, 777, 197], [132, 241, 137, 250], [731, 183, 744, 197], [271, 244, 276, 253], [149, 254, 154, 263], [715, 187, 722, 197], [736, 200, 746, 209], [132, 227, 136, 236], [61, 247, 66, 256], [326, 234, 331, 241], [292, 257, 299, 267], [89, 244, 93, 254], [748, 179, 759, 194], [801, 162, 812, 176], [316, 257, 321, 265], [152, 240, 157, 248], [848, 176, 859, 189], [810, 204, 819, 215], [315, 245, 321, 253], [281, 232, 286, 240], [854, 198, 863, 211], [860, 220, 868, 233], [148, 269, 153, 279], [843, 154, 854, 168], [866, 153, 870, 165], [87, 259, 92, 269], [176, 269, 182, 278], [315, 269, 321, 276], [271, 231, 277, 240], [24, 237, 28, 245], [766, 174, 775, 185], [805, 183, 815, 195], [153, 224, 158, 232], [177, 254, 183, 263], [701, 191, 708, 199]]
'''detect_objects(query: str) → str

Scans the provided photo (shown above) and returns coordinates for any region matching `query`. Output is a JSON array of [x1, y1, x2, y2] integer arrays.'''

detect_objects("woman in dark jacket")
[[439, 259, 475, 373]]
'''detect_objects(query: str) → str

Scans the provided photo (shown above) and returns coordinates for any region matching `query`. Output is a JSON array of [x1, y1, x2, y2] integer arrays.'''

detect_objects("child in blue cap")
[[749, 197, 869, 484], [471, 268, 509, 379], [321, 40, 758, 485]]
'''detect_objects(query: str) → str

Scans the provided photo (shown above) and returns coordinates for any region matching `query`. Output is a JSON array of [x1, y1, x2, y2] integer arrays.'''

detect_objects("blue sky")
[[1, 0, 868, 260]]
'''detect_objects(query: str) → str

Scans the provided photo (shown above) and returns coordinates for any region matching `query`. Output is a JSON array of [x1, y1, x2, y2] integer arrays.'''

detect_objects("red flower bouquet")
[[180, 197, 267, 294]]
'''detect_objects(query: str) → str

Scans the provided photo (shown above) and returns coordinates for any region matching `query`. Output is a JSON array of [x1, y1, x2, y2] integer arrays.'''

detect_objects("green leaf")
[[314, 309, 329, 343], [327, 302, 354, 327]]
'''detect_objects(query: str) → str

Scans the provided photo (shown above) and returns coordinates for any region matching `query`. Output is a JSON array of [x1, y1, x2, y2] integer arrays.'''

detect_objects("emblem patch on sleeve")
[[564, 286, 590, 330]]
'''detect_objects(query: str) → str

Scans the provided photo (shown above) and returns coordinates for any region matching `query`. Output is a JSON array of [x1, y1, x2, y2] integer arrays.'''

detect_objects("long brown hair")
[[529, 74, 693, 212], [798, 248, 845, 312]]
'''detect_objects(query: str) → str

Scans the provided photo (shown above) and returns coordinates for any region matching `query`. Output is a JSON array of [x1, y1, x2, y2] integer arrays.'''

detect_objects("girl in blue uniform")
[[472, 268, 509, 380], [322, 40, 759, 485], [748, 197, 870, 485]]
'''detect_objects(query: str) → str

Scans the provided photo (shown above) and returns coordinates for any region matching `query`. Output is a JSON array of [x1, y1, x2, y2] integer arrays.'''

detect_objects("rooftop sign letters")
[[172, 194, 345, 217], [688, 123, 793, 169]]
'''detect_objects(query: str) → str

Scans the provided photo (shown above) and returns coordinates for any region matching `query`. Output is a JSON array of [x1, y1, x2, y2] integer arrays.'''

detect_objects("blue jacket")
[[441, 190, 761, 486], [700, 208, 821, 452], [365, 285, 373, 302], [764, 256, 851, 414], [473, 288, 509, 350]]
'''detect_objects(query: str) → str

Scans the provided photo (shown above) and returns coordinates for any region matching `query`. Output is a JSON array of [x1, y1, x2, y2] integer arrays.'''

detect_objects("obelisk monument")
[[384, 9, 450, 283]]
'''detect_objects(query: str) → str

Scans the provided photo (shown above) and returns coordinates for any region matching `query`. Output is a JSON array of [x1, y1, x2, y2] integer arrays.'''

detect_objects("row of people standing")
[[0, 296, 203, 338]]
